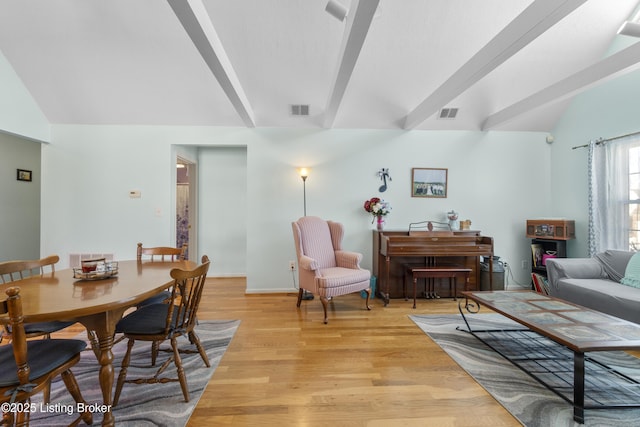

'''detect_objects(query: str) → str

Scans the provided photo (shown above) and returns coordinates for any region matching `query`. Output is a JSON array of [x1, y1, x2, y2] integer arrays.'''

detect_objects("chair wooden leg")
[[320, 296, 329, 324], [364, 288, 372, 311], [188, 330, 210, 367], [1, 410, 14, 426], [42, 379, 51, 404], [172, 337, 190, 402], [296, 288, 304, 307], [61, 369, 94, 426], [151, 340, 160, 366], [113, 338, 135, 407], [13, 409, 26, 427]]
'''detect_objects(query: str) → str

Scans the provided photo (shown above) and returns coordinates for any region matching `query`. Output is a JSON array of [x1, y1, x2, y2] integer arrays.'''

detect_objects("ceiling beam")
[[482, 41, 640, 130], [402, 0, 587, 130], [167, 0, 255, 127], [323, 0, 379, 128]]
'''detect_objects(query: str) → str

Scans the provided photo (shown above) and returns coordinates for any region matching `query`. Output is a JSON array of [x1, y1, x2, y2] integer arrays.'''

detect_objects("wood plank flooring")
[[51, 277, 520, 425], [35, 276, 640, 425], [187, 277, 520, 426]]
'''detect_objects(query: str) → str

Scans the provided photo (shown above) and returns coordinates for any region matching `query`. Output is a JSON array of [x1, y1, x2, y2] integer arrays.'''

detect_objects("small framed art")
[[17, 169, 32, 182], [411, 168, 447, 198]]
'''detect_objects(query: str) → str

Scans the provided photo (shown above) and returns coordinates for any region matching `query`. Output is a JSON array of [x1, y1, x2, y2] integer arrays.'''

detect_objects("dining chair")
[[112, 255, 211, 405], [291, 216, 372, 324], [0, 255, 76, 341], [135, 242, 188, 307], [137, 242, 187, 262], [0, 287, 93, 427], [0, 254, 61, 283]]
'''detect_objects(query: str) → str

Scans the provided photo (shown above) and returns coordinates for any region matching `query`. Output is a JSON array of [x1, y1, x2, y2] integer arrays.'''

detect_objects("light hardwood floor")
[[187, 277, 520, 426], [56, 277, 521, 426]]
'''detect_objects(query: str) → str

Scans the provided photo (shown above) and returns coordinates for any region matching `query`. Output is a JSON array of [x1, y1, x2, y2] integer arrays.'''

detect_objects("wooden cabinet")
[[530, 238, 567, 276], [526, 219, 574, 279], [526, 219, 575, 240]]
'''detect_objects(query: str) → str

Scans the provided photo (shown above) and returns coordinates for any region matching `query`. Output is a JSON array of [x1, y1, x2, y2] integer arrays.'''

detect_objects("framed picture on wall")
[[411, 168, 447, 198], [17, 169, 32, 182]]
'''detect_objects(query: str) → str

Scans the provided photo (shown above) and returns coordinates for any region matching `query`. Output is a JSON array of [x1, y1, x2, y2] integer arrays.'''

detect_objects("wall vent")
[[290, 104, 310, 116], [438, 107, 458, 119], [69, 253, 114, 268]]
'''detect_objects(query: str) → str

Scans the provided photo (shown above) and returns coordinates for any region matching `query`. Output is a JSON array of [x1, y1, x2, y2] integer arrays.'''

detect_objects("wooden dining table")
[[0, 259, 196, 427]]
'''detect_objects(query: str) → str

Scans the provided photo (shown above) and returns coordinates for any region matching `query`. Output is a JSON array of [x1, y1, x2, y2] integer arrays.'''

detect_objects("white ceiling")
[[1, 0, 639, 132]]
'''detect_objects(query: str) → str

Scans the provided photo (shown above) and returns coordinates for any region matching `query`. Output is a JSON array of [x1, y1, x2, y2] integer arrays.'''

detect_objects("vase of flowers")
[[363, 197, 391, 230]]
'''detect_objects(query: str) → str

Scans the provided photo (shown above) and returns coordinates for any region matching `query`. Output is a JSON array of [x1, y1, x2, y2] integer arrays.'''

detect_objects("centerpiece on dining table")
[[73, 258, 118, 280], [363, 197, 391, 231]]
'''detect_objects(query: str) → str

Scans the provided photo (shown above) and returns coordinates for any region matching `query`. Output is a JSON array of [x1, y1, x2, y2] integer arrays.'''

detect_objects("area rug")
[[410, 313, 640, 427], [29, 320, 240, 426]]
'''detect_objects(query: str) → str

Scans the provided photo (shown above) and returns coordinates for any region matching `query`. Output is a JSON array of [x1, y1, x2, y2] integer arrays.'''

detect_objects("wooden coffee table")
[[459, 290, 640, 424]]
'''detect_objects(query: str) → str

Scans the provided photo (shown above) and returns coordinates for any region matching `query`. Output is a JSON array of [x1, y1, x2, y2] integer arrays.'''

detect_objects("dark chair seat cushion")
[[0, 339, 86, 387], [116, 303, 179, 335], [23, 320, 76, 335], [137, 290, 172, 308], [5, 320, 76, 336]]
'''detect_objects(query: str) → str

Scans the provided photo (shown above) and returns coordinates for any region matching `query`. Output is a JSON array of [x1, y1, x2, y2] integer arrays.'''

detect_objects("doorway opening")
[[176, 158, 197, 260]]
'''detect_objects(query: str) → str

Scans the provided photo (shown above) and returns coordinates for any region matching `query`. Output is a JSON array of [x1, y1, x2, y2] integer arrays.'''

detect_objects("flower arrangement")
[[363, 197, 391, 222]]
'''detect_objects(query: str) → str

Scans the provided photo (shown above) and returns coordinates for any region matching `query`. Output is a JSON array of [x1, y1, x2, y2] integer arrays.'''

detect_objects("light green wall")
[[550, 38, 640, 257], [39, 125, 549, 291], [0, 132, 41, 261], [0, 51, 50, 142]]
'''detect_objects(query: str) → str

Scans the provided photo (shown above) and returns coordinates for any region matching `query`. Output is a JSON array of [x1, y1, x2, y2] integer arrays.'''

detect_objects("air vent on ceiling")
[[290, 104, 310, 116], [438, 107, 458, 119]]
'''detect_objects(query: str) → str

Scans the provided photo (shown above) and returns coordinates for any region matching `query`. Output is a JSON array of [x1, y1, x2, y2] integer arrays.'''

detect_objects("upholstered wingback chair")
[[292, 216, 371, 323]]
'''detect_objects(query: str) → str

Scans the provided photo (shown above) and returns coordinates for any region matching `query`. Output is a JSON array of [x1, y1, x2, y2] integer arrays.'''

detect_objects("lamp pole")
[[299, 168, 310, 217], [301, 175, 307, 216]]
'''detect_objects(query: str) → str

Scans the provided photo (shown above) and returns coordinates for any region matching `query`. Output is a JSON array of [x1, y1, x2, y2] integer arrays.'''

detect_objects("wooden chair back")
[[1, 287, 27, 372], [137, 243, 187, 261], [165, 255, 210, 337], [0, 287, 93, 426], [112, 255, 211, 405], [0, 255, 60, 284]]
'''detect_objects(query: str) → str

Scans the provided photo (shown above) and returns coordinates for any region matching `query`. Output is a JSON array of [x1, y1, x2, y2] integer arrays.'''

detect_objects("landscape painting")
[[411, 168, 447, 198]]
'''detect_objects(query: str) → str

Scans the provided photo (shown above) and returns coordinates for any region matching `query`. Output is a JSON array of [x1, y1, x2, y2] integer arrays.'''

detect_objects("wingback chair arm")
[[298, 255, 319, 271], [335, 250, 363, 269]]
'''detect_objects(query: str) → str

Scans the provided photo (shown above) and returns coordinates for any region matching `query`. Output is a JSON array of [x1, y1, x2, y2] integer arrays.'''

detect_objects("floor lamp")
[[297, 168, 313, 300], [298, 167, 310, 216]]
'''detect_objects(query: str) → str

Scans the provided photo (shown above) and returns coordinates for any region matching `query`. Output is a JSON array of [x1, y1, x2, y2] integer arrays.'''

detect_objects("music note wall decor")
[[377, 168, 391, 192]]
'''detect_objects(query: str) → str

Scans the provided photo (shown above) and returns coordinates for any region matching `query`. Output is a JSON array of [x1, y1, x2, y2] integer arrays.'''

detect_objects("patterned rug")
[[410, 313, 640, 427], [29, 320, 240, 426]]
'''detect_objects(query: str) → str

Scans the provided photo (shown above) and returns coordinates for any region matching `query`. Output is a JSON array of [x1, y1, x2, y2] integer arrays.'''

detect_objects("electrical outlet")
[[521, 260, 529, 270], [289, 260, 296, 271], [502, 261, 509, 269]]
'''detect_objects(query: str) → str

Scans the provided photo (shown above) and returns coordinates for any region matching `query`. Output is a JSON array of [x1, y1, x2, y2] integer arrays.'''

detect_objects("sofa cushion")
[[621, 252, 640, 288], [595, 250, 635, 282], [555, 277, 640, 324]]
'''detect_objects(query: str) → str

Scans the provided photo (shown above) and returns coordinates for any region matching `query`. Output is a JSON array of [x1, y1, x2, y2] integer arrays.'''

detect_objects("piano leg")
[[383, 256, 391, 306]]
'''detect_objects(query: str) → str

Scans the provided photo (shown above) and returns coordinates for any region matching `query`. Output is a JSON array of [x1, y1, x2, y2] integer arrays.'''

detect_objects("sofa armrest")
[[335, 250, 363, 269], [545, 258, 606, 292]]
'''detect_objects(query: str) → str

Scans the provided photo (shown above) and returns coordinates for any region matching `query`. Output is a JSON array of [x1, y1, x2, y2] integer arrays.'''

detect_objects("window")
[[629, 146, 640, 251], [589, 137, 640, 254]]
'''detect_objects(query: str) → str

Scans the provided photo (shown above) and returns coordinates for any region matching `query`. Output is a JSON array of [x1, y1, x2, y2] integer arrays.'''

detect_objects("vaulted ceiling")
[[1, 0, 639, 132]]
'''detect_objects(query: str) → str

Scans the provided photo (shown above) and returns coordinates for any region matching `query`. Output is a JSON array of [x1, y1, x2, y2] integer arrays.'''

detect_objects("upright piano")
[[373, 230, 494, 306]]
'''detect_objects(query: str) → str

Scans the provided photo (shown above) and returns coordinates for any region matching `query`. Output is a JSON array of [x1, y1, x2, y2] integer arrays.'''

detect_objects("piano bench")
[[403, 265, 472, 309]]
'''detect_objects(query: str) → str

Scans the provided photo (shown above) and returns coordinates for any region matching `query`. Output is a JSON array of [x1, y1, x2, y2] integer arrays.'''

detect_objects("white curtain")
[[588, 135, 639, 255]]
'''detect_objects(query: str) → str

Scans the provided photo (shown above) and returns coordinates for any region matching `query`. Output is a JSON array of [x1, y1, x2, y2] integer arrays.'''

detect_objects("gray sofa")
[[545, 250, 640, 324]]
